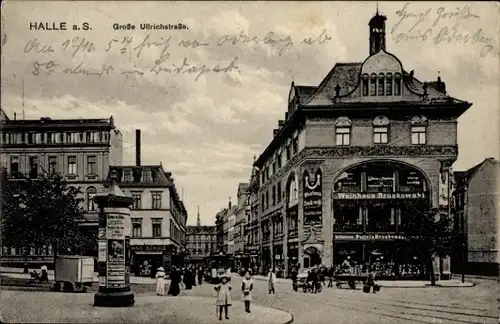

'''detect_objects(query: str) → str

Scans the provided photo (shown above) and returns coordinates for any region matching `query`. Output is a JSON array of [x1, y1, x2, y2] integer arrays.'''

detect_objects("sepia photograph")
[[0, 1, 499, 323]]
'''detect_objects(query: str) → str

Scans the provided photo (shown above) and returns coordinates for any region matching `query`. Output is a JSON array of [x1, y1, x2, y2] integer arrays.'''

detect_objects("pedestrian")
[[167, 266, 181, 296], [40, 264, 49, 283], [290, 267, 298, 291], [155, 266, 166, 296], [214, 273, 232, 320], [184, 267, 193, 290], [267, 268, 276, 294], [198, 266, 204, 285], [241, 271, 254, 313]]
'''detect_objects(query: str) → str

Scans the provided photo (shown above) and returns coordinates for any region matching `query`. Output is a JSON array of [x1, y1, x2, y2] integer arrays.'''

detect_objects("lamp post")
[[93, 170, 135, 307]]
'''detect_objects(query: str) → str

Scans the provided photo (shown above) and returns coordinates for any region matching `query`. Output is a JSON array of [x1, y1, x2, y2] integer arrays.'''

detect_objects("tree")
[[1, 170, 94, 270], [400, 203, 458, 285]]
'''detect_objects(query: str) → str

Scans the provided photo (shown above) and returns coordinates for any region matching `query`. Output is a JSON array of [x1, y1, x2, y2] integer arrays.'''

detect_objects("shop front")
[[287, 242, 299, 271], [131, 244, 177, 277], [262, 247, 271, 274], [332, 161, 431, 279]]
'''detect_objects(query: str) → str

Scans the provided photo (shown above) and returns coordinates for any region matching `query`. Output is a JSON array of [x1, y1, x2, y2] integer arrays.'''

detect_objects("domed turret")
[[368, 11, 387, 55]]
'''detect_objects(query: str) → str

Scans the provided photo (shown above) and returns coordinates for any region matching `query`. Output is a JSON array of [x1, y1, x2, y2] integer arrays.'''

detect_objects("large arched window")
[[373, 116, 390, 144], [386, 73, 393, 95], [361, 73, 369, 96], [378, 73, 385, 96], [370, 73, 377, 96], [87, 187, 97, 211], [333, 161, 429, 233], [394, 73, 402, 96]]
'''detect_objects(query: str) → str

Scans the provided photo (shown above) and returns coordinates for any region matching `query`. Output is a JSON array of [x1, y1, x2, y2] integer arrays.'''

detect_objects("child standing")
[[241, 271, 254, 313], [214, 273, 232, 320]]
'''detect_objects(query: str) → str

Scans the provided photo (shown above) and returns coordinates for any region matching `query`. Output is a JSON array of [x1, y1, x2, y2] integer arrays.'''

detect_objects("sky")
[[1, 1, 499, 226]]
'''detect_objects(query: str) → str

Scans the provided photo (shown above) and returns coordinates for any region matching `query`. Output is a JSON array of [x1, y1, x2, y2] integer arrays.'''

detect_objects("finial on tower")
[[376, 1, 379, 15]]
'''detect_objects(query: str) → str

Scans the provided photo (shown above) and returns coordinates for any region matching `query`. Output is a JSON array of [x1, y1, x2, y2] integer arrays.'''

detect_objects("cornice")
[[259, 145, 458, 190]]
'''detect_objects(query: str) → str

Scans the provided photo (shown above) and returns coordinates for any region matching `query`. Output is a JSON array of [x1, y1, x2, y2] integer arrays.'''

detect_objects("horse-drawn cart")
[[334, 274, 368, 289]]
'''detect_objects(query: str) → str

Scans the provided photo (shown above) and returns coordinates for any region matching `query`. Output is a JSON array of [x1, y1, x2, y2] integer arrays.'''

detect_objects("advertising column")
[[94, 170, 135, 307]]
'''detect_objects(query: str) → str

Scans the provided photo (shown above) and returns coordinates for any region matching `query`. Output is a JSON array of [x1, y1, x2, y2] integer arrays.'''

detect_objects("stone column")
[[94, 170, 135, 307]]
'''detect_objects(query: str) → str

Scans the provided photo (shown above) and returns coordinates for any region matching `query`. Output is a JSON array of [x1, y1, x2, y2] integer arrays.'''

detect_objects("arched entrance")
[[331, 160, 431, 279], [304, 246, 322, 268]]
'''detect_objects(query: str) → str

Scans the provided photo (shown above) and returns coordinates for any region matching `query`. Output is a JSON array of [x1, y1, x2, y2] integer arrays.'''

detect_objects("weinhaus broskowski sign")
[[332, 192, 426, 200]]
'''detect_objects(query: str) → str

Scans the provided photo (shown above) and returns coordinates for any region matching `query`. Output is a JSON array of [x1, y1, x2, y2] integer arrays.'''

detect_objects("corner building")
[[253, 12, 472, 278]]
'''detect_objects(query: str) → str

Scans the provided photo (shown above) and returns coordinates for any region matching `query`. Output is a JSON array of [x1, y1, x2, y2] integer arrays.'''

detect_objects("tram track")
[[284, 290, 497, 324]]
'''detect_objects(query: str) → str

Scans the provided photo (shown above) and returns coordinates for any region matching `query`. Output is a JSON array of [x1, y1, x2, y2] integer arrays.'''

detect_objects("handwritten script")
[[23, 29, 332, 81], [391, 2, 498, 58]]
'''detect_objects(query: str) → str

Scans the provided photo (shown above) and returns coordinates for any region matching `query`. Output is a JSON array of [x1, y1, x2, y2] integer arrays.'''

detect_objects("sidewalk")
[[0, 291, 293, 324], [251, 275, 474, 288], [0, 266, 155, 285]]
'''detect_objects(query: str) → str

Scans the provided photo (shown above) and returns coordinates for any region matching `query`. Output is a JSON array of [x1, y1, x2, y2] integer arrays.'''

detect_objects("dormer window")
[[123, 169, 132, 182], [362, 74, 369, 96], [335, 116, 352, 146], [394, 73, 402, 96], [378, 73, 385, 96], [370, 73, 377, 96], [386, 73, 393, 95], [373, 116, 390, 144]]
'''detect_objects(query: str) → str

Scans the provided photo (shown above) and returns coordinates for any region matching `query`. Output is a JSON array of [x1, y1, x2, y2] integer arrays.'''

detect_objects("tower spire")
[[197, 205, 200, 226]]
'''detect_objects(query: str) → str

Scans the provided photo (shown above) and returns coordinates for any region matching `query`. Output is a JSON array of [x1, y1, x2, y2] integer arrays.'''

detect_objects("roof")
[[454, 158, 499, 186], [305, 62, 362, 106], [187, 225, 217, 235], [295, 85, 317, 105]]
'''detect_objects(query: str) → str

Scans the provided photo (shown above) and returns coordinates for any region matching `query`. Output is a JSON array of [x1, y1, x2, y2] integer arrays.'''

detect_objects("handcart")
[[333, 274, 368, 289]]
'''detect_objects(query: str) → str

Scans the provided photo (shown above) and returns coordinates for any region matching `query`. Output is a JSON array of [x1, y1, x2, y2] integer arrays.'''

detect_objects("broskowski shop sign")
[[333, 192, 426, 200]]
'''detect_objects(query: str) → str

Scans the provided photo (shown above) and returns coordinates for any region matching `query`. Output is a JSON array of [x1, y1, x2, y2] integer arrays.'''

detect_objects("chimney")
[[135, 129, 141, 166], [278, 120, 285, 127], [228, 197, 232, 209], [273, 129, 279, 137]]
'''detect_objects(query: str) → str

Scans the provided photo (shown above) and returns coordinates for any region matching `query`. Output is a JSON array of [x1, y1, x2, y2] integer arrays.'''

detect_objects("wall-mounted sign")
[[130, 245, 173, 252], [334, 234, 405, 241], [303, 168, 322, 225], [366, 173, 394, 189], [333, 192, 426, 200]]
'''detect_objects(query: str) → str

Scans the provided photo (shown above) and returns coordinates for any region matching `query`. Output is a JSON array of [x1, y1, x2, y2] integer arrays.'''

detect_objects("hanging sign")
[[303, 168, 322, 225]]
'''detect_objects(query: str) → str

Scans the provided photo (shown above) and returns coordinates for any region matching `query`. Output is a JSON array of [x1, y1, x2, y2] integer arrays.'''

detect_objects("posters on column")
[[106, 214, 126, 288]]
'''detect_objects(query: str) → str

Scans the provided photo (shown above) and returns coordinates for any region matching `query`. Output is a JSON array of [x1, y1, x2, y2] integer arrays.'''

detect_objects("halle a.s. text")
[[30, 22, 91, 31]]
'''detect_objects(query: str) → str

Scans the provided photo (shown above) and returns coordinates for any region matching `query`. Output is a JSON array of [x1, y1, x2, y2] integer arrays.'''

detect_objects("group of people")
[[155, 265, 205, 296]]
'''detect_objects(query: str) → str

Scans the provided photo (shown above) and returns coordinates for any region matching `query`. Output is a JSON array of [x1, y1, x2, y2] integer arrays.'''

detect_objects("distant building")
[[452, 158, 500, 277], [244, 158, 262, 271], [233, 183, 249, 268], [0, 108, 122, 266], [107, 130, 187, 276], [215, 209, 227, 253], [186, 209, 217, 264]]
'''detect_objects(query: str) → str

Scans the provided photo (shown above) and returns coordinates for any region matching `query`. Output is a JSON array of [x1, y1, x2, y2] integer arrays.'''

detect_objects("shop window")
[[394, 73, 402, 95], [334, 204, 362, 232], [334, 171, 361, 193], [366, 204, 395, 232], [398, 169, 426, 192], [386, 73, 393, 95], [378, 73, 385, 96], [366, 168, 394, 193], [361, 73, 369, 96], [370, 73, 377, 96]]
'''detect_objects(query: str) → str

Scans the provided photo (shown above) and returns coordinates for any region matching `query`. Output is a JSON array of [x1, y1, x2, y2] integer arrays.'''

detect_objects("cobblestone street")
[[180, 278, 500, 324]]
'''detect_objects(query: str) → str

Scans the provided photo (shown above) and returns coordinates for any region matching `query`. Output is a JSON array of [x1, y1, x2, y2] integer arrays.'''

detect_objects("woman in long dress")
[[167, 267, 181, 296], [155, 267, 166, 296], [241, 271, 254, 313], [184, 267, 193, 290], [268, 268, 276, 294]]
